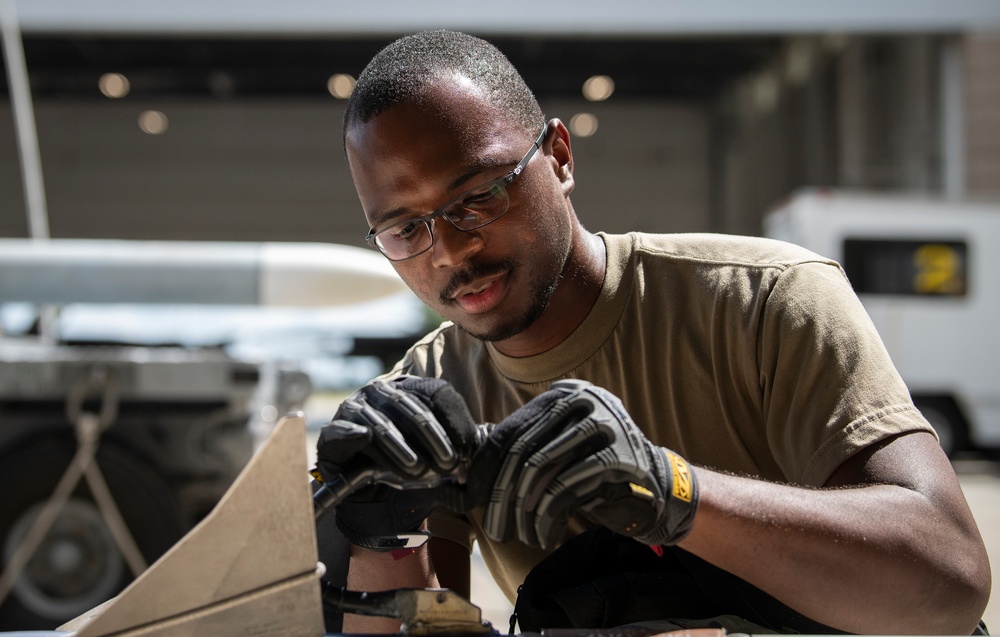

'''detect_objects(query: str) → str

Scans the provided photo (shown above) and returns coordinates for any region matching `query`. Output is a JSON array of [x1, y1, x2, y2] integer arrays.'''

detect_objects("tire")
[[913, 397, 968, 458], [0, 437, 184, 630]]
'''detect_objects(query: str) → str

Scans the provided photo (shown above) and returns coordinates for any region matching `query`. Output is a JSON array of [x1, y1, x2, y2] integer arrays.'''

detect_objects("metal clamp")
[[323, 586, 495, 636]]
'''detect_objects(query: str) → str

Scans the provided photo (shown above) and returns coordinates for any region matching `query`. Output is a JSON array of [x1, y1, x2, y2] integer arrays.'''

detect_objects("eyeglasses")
[[365, 124, 548, 261]]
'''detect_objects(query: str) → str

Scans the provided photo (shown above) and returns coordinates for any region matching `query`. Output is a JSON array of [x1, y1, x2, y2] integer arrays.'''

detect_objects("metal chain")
[[0, 367, 148, 608], [65, 366, 119, 433]]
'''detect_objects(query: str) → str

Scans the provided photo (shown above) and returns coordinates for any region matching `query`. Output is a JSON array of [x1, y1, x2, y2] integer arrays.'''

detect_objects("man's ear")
[[546, 119, 575, 196]]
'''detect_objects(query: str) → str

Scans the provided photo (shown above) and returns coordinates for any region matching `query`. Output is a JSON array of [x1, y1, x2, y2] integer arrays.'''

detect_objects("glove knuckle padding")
[[388, 376, 475, 432], [361, 382, 449, 473], [476, 386, 582, 542], [313, 375, 478, 549], [320, 392, 422, 479], [315, 420, 372, 465], [476, 379, 699, 549]]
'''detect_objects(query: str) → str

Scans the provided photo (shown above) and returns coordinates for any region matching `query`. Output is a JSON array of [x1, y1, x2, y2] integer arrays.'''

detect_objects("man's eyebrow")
[[446, 157, 510, 192], [370, 206, 410, 229], [372, 158, 515, 230]]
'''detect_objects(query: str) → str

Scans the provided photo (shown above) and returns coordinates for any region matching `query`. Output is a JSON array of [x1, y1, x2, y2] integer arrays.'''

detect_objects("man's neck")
[[492, 232, 607, 358]]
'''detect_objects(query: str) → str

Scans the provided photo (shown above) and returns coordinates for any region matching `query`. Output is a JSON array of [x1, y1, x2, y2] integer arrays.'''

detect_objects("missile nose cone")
[[258, 243, 407, 307]]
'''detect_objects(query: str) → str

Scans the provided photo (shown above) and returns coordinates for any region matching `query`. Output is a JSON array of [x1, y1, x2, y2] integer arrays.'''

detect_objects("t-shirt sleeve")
[[427, 508, 475, 553], [759, 260, 936, 486]]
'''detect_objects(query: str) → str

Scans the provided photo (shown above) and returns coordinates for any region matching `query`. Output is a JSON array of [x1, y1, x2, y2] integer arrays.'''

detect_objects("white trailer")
[[764, 188, 1000, 456]]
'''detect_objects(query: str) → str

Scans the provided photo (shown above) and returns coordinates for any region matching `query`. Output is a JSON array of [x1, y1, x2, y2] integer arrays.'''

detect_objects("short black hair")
[[344, 30, 544, 142]]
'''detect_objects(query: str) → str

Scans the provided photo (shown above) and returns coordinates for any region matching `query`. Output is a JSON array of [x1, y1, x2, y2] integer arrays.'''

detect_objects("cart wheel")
[[0, 438, 184, 630]]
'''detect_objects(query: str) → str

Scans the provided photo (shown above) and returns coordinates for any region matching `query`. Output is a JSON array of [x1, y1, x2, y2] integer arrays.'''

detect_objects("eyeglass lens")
[[375, 181, 510, 260], [370, 123, 546, 261]]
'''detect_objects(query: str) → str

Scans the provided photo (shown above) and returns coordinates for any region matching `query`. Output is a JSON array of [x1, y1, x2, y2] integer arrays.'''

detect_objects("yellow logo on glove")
[[628, 483, 654, 499], [667, 451, 693, 503]]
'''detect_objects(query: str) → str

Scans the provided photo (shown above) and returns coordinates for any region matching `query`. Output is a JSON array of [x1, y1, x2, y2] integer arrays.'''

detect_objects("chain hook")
[[65, 366, 120, 434]]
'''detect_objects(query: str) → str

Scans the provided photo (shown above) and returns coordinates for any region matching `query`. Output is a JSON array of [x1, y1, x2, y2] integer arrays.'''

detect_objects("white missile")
[[0, 239, 407, 307]]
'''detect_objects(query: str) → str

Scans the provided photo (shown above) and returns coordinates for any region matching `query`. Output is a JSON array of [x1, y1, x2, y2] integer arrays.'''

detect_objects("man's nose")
[[428, 220, 482, 268]]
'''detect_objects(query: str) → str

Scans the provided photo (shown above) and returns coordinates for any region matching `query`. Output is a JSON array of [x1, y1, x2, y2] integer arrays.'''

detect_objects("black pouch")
[[512, 526, 845, 634]]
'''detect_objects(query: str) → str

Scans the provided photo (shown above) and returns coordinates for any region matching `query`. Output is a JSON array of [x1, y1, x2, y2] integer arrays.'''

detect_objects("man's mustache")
[[439, 258, 516, 303]]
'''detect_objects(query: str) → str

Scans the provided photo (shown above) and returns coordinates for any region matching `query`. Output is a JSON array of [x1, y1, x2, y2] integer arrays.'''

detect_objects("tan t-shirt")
[[386, 231, 934, 601]]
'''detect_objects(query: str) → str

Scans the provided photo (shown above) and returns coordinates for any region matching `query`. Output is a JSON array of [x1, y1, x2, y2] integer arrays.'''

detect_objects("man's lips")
[[451, 275, 500, 300], [440, 261, 511, 301], [449, 272, 509, 314]]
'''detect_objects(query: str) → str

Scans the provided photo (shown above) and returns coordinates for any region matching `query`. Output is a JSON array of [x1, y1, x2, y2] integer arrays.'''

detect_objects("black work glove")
[[468, 379, 698, 550], [315, 375, 479, 551]]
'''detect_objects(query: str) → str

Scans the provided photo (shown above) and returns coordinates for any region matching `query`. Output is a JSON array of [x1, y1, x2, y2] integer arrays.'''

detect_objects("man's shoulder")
[[610, 231, 838, 271]]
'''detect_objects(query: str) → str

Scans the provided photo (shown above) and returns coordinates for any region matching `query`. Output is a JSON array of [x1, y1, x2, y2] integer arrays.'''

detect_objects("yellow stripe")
[[668, 452, 693, 503], [629, 482, 654, 499]]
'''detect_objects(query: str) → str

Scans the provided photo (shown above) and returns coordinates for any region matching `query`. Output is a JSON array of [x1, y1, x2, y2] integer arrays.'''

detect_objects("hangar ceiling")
[[6, 35, 785, 101]]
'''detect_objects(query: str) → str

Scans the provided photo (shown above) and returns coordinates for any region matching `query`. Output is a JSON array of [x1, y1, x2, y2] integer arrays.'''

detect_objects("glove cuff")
[[335, 516, 431, 552], [637, 448, 699, 546]]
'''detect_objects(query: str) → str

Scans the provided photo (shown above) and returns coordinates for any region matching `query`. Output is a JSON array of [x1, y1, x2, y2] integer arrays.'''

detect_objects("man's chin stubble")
[[455, 279, 557, 343]]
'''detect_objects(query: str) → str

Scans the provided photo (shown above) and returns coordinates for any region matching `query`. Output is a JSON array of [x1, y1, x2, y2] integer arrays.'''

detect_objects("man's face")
[[345, 84, 574, 344]]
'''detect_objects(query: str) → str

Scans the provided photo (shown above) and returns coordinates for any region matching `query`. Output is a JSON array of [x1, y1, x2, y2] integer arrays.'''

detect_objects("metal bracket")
[[323, 586, 496, 636]]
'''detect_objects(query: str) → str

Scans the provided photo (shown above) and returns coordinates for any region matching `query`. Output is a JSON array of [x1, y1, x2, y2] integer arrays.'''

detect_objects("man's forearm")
[[679, 466, 990, 635], [342, 543, 439, 634]]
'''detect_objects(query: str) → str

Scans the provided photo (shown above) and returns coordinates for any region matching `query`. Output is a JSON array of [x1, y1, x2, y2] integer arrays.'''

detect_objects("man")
[[317, 29, 990, 635]]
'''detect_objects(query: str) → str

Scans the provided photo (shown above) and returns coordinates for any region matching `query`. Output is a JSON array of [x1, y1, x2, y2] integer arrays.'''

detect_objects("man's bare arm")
[[679, 431, 990, 635], [342, 536, 471, 634], [342, 543, 438, 634]]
